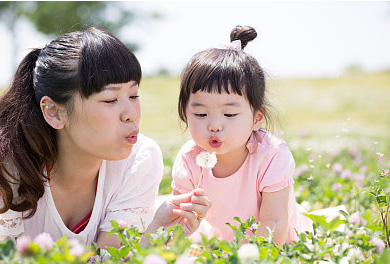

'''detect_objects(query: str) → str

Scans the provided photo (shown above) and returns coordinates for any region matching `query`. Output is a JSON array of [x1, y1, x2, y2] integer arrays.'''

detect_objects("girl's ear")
[[253, 109, 265, 131], [40, 96, 66, 130]]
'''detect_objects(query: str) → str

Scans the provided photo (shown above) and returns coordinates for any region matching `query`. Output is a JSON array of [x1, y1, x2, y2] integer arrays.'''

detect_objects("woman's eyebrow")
[[104, 81, 138, 90]]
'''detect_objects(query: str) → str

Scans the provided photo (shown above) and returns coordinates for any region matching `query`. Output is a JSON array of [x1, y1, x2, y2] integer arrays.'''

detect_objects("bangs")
[[78, 29, 141, 97], [188, 50, 245, 96]]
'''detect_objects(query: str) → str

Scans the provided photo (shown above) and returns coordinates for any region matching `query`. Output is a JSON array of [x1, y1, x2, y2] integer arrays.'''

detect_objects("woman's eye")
[[194, 113, 207, 117], [225, 114, 238, 117], [130, 95, 139, 100], [104, 99, 117, 104]]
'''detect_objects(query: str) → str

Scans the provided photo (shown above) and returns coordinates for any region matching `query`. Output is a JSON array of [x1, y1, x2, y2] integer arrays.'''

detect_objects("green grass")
[[2, 70, 389, 194], [137, 71, 390, 194], [139, 71, 390, 151]]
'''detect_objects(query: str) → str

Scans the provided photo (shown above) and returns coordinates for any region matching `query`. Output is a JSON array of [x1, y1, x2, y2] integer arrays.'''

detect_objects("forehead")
[[103, 81, 139, 91], [188, 90, 248, 108]]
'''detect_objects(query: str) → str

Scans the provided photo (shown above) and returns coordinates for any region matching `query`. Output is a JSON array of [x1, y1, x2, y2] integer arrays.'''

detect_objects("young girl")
[[171, 25, 312, 245], [0, 27, 210, 247]]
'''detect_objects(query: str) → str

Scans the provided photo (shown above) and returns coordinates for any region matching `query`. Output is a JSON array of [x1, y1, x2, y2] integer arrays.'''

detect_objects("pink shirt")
[[171, 131, 312, 242]]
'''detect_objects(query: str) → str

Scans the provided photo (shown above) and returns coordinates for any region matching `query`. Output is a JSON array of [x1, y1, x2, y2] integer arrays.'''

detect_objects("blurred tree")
[[0, 1, 158, 71]]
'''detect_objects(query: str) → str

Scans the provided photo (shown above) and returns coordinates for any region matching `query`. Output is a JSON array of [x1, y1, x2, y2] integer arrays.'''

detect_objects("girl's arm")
[[140, 188, 210, 247], [258, 187, 290, 246]]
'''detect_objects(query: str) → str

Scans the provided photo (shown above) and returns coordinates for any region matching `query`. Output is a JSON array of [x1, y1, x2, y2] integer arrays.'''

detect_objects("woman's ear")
[[40, 96, 65, 130], [253, 109, 265, 131]]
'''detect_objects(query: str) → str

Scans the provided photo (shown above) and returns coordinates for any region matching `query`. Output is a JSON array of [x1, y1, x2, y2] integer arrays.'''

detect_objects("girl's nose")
[[208, 119, 222, 132]]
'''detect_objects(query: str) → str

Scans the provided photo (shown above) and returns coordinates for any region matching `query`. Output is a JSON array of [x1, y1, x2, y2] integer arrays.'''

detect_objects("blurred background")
[[1, 1, 389, 195]]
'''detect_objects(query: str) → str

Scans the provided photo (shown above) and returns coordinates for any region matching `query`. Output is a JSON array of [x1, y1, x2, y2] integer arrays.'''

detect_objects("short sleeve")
[[0, 165, 25, 242], [258, 144, 295, 193], [99, 142, 163, 232], [171, 149, 197, 194], [0, 208, 24, 243]]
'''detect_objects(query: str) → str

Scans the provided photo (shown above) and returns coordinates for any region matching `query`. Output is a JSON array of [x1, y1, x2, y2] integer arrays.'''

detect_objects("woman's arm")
[[96, 232, 121, 249], [258, 187, 290, 246], [97, 188, 210, 248]]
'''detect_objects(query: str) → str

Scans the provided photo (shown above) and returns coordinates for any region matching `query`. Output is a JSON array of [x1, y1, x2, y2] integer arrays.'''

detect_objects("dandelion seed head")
[[196, 151, 217, 168]]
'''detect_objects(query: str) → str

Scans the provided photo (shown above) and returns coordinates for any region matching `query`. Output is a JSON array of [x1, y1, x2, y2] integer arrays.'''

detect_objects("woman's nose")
[[121, 101, 138, 122]]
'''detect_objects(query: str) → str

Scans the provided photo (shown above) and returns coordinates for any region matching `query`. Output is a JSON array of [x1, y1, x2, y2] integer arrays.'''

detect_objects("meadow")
[[1, 70, 389, 263], [138, 71, 390, 196]]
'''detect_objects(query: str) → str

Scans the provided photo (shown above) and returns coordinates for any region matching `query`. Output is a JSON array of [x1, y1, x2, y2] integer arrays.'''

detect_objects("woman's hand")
[[147, 188, 211, 237]]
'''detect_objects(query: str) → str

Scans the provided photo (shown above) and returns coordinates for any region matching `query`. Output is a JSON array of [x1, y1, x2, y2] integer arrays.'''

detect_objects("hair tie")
[[217, 40, 241, 52]]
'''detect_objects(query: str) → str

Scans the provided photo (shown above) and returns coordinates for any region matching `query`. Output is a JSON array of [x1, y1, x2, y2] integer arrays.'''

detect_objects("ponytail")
[[0, 49, 57, 217]]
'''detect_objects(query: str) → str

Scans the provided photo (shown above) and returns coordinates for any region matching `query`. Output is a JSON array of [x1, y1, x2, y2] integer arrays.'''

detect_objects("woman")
[[0, 27, 210, 248]]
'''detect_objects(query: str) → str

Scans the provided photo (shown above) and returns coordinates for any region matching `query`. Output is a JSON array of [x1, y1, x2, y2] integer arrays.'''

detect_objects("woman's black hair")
[[0, 27, 141, 217]]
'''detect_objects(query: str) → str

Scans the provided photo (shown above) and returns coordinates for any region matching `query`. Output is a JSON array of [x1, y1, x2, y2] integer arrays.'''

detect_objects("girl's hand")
[[147, 188, 211, 237]]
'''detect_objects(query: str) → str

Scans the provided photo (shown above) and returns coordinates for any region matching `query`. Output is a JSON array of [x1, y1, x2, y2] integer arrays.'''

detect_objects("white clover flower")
[[175, 254, 195, 264], [143, 254, 167, 264], [196, 151, 217, 169], [237, 243, 259, 262], [347, 248, 364, 261], [339, 256, 350, 264]]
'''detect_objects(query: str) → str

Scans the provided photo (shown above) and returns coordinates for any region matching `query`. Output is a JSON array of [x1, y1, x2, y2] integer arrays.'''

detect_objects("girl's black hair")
[[178, 25, 271, 128], [0, 27, 141, 217]]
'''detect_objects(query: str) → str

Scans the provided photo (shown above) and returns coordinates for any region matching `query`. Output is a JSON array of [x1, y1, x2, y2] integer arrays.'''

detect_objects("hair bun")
[[230, 25, 257, 50]]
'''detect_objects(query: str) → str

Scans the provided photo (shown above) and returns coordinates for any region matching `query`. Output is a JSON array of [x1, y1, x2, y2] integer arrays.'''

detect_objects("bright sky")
[[1, 1, 390, 87]]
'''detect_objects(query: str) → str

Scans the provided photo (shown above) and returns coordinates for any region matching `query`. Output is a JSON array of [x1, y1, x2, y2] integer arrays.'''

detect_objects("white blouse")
[[0, 134, 163, 245]]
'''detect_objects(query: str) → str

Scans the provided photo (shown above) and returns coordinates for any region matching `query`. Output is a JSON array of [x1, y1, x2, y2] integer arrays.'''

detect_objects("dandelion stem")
[[197, 168, 204, 189]]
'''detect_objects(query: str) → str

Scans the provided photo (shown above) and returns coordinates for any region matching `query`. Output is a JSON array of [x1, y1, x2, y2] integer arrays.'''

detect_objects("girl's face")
[[186, 89, 263, 158], [60, 81, 141, 161]]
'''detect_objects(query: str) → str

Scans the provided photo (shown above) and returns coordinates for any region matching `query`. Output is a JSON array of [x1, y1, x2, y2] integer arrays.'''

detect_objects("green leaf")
[[106, 246, 120, 260]]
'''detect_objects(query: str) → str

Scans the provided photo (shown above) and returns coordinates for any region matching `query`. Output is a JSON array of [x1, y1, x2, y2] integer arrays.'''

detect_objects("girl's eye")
[[130, 95, 139, 100], [104, 99, 117, 104], [194, 113, 207, 117], [225, 114, 238, 117]]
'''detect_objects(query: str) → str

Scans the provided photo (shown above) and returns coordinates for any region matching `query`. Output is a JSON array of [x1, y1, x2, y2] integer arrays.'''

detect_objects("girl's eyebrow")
[[190, 102, 204, 107], [190, 102, 241, 107]]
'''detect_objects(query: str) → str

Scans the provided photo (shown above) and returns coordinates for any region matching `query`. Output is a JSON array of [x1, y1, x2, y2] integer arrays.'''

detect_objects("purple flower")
[[332, 183, 342, 191], [16, 235, 31, 254], [117, 219, 127, 228], [349, 212, 366, 226], [89, 255, 104, 263], [34, 233, 53, 251], [69, 239, 85, 257], [371, 237, 385, 253], [332, 163, 343, 174], [341, 169, 352, 179], [359, 165, 368, 172], [384, 169, 390, 176]]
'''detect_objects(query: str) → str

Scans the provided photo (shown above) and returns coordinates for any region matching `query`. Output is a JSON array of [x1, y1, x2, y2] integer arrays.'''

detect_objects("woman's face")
[[59, 81, 141, 161]]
